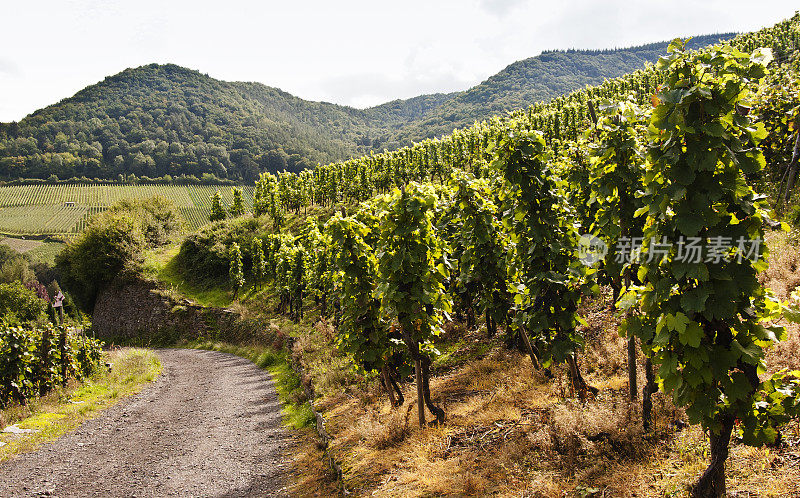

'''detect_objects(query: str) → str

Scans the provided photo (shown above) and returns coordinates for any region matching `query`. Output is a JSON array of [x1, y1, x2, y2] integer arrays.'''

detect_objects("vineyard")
[[2, 9, 800, 497], [0, 325, 104, 406], [165, 14, 800, 496], [0, 184, 254, 236]]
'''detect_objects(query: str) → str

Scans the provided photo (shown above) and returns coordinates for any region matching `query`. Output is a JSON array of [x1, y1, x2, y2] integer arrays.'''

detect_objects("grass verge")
[[143, 244, 234, 308], [0, 348, 161, 462]]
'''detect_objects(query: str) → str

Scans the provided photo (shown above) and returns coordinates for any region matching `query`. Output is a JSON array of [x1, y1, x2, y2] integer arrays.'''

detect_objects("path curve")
[[0, 349, 291, 497]]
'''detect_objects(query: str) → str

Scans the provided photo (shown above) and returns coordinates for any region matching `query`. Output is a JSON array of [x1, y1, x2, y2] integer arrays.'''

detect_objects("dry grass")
[[280, 230, 800, 497], [762, 231, 800, 372], [287, 428, 342, 497], [761, 230, 800, 300], [293, 317, 800, 495], [0, 236, 43, 253]]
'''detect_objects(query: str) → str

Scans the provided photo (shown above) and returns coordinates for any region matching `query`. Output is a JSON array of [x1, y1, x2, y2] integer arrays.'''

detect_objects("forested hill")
[[389, 33, 737, 143], [0, 33, 734, 183]]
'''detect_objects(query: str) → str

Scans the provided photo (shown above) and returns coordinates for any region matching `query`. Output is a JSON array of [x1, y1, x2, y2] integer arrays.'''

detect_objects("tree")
[[376, 183, 450, 426], [229, 242, 244, 299], [210, 190, 226, 222], [229, 187, 245, 217], [0, 282, 47, 325], [56, 212, 145, 312], [630, 40, 800, 496]]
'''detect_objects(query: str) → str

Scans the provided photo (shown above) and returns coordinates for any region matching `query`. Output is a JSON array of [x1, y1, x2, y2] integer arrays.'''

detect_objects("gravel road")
[[0, 349, 292, 497]]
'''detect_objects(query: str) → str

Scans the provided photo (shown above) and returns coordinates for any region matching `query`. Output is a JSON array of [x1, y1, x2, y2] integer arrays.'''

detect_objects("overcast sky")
[[0, 1, 796, 121]]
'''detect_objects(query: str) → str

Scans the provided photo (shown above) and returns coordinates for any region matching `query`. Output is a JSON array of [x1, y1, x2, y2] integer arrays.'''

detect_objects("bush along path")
[[0, 349, 292, 497]]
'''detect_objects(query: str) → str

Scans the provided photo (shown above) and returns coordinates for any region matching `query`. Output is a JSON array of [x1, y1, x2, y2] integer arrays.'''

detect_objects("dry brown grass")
[[761, 230, 800, 300], [285, 232, 800, 497], [287, 428, 342, 497], [762, 231, 800, 372], [297, 326, 800, 497]]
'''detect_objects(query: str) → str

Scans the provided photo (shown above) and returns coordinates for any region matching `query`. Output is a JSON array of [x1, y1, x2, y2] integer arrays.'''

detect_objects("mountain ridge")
[[0, 33, 735, 182]]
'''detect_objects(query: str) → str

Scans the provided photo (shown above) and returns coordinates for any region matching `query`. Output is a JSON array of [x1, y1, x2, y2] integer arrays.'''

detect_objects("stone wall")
[[92, 278, 258, 342]]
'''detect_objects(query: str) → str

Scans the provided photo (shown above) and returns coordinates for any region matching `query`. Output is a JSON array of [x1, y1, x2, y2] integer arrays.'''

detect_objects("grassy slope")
[[0, 237, 65, 267], [0, 348, 161, 462]]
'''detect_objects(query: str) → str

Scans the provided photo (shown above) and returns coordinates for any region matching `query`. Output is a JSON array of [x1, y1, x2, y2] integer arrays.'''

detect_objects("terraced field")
[[0, 184, 254, 236]]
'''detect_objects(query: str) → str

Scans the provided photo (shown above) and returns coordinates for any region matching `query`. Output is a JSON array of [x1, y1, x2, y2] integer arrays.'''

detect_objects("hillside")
[[389, 34, 736, 143], [0, 34, 734, 183], [3, 9, 800, 497]]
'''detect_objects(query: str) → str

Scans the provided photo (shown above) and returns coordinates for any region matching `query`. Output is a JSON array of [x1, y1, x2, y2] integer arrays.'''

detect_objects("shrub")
[[57, 196, 182, 312], [0, 281, 47, 325], [176, 216, 261, 284], [0, 245, 35, 285], [106, 196, 183, 246], [57, 212, 145, 312]]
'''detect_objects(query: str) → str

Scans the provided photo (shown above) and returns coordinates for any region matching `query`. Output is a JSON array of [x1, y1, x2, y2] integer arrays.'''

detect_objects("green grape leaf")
[[680, 321, 704, 348]]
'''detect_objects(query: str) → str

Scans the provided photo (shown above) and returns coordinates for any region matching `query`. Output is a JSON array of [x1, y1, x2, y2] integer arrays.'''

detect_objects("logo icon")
[[577, 234, 607, 266]]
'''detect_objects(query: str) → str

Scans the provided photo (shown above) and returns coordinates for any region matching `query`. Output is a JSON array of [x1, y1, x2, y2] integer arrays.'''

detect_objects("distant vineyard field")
[[0, 184, 254, 236]]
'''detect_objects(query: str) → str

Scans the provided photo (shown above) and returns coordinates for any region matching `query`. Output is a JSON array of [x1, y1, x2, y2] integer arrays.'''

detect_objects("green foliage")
[[0, 326, 34, 404], [209, 190, 226, 222], [177, 216, 261, 283], [289, 245, 306, 319], [490, 130, 593, 365], [739, 369, 800, 445], [228, 242, 244, 297], [633, 39, 794, 446], [588, 98, 648, 280], [251, 237, 265, 289], [0, 245, 36, 285], [751, 63, 800, 198], [0, 282, 47, 325], [0, 325, 104, 406], [327, 214, 393, 370], [57, 196, 182, 312], [106, 195, 183, 246], [57, 213, 145, 312], [375, 183, 451, 354], [445, 172, 511, 333], [303, 219, 334, 316], [229, 187, 246, 217]]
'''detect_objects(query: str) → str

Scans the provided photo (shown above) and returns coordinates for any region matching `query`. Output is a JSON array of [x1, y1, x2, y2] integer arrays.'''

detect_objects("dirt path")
[[0, 349, 292, 497]]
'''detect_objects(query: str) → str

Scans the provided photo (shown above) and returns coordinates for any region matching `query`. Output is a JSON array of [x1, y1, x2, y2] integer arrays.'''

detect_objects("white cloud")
[[478, 0, 527, 17], [0, 0, 795, 121], [0, 59, 19, 76]]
